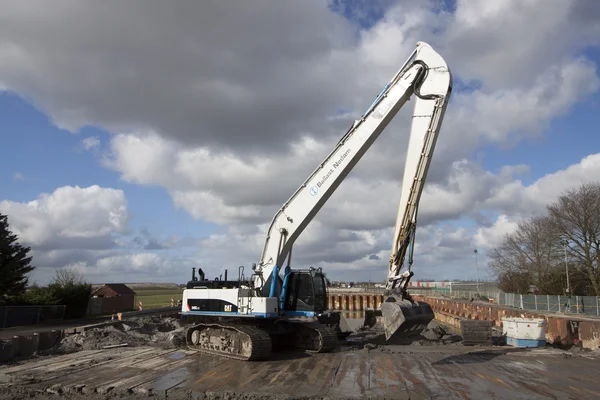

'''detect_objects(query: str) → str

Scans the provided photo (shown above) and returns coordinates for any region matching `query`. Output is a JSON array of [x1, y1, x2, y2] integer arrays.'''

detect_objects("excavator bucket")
[[379, 294, 435, 342]]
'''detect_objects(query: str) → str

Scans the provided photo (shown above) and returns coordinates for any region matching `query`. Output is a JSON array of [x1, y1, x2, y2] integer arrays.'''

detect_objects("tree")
[[547, 182, 600, 296], [48, 268, 92, 319], [15, 268, 92, 318], [489, 182, 600, 296], [488, 215, 566, 294], [0, 212, 35, 302]]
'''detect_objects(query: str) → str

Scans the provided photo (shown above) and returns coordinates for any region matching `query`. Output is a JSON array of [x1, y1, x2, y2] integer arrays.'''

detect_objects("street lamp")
[[473, 249, 480, 292]]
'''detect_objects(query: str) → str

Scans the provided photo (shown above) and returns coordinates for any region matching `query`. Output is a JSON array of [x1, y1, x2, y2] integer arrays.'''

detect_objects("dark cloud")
[[0, 0, 361, 153]]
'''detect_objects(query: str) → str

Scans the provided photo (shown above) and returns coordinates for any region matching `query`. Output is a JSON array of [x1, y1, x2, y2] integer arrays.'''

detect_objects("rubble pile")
[[55, 316, 187, 353], [345, 319, 463, 349]]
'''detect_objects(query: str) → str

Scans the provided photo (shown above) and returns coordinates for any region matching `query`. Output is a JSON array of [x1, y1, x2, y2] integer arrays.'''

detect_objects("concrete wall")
[[0, 330, 63, 362]]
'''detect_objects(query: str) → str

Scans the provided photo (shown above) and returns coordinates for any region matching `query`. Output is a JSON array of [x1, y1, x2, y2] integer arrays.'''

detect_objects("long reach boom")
[[254, 42, 452, 319]]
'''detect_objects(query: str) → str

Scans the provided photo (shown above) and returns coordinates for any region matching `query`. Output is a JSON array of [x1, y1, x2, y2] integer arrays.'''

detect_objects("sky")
[[1, 0, 600, 286]]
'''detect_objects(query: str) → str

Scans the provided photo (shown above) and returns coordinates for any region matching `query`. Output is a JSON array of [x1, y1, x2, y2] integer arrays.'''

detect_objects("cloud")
[[442, 0, 600, 90], [474, 153, 600, 250], [67, 253, 193, 278], [2, 1, 600, 283], [0, 185, 128, 250], [82, 136, 100, 150], [0, 0, 361, 153], [182, 152, 600, 282], [0, 185, 205, 284]]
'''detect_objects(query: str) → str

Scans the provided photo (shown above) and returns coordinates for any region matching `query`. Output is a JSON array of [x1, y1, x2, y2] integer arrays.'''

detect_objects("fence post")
[[3, 307, 8, 329], [519, 294, 522, 309], [534, 295, 537, 311], [597, 296, 599, 316], [558, 295, 561, 313], [36, 306, 42, 324], [576, 296, 579, 314], [547, 295, 550, 311]]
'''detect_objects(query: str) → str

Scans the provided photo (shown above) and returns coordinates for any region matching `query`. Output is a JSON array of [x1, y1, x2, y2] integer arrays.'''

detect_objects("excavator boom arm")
[[254, 42, 452, 298], [387, 75, 452, 290]]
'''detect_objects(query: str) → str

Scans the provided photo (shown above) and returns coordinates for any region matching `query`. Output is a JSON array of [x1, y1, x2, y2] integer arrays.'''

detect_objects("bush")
[[19, 284, 58, 305], [16, 269, 92, 319], [49, 269, 92, 319]]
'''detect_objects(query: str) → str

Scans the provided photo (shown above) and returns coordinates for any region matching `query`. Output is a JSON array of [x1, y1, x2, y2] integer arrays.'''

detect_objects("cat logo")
[[224, 305, 232, 312]]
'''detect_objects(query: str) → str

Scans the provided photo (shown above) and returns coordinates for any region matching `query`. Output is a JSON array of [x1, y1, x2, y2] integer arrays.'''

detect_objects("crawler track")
[[186, 323, 272, 361], [282, 321, 340, 353]]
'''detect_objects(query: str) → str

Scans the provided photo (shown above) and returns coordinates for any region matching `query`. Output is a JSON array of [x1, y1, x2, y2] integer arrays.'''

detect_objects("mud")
[[54, 316, 186, 354]]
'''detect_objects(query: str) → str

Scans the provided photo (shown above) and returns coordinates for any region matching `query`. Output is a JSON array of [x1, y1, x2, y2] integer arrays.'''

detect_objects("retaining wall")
[[417, 295, 600, 350], [0, 330, 64, 362], [327, 293, 600, 350], [327, 294, 385, 312]]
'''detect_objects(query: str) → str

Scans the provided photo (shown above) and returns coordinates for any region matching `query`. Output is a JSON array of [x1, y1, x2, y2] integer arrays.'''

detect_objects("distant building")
[[87, 284, 137, 315]]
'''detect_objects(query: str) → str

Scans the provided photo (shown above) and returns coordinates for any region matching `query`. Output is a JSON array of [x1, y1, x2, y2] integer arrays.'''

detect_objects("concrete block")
[[17, 334, 39, 357], [37, 330, 61, 351], [460, 320, 492, 346], [0, 338, 17, 362]]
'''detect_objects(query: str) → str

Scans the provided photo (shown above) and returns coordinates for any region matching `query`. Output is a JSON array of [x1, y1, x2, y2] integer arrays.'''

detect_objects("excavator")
[[180, 41, 452, 360]]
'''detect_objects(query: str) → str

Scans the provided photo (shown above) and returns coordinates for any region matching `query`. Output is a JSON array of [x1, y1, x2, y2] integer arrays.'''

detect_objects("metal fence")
[[0, 305, 66, 328], [407, 288, 600, 316], [499, 293, 600, 316]]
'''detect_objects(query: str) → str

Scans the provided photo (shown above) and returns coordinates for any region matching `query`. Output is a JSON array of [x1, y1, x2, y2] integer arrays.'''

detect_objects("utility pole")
[[473, 249, 480, 293], [561, 239, 571, 298]]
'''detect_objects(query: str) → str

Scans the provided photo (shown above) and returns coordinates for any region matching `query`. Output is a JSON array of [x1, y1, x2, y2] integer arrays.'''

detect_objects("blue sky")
[[1, 1, 600, 285], [0, 92, 219, 239], [480, 88, 600, 184]]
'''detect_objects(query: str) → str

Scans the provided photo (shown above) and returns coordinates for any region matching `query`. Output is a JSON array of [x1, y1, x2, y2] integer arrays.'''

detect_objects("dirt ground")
[[1, 316, 553, 399]]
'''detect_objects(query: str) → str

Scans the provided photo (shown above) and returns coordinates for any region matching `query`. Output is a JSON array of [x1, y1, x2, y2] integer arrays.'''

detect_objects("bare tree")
[[489, 215, 566, 294], [547, 182, 600, 296], [53, 267, 86, 287]]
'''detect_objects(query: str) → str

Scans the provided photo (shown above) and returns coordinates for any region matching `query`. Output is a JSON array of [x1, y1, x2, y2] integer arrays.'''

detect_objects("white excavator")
[[180, 41, 452, 360]]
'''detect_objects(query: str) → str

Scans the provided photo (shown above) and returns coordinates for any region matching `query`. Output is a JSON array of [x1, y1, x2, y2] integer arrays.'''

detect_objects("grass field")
[[134, 287, 184, 310]]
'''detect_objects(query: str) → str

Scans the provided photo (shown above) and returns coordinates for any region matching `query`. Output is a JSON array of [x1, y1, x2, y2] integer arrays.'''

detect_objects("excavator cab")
[[284, 269, 328, 314]]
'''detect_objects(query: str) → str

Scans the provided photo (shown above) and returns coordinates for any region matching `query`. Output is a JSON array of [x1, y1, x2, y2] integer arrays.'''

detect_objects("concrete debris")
[[54, 316, 186, 354], [345, 319, 465, 349]]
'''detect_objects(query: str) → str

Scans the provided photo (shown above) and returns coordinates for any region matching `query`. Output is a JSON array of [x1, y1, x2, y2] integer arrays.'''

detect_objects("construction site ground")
[[1, 316, 599, 399]]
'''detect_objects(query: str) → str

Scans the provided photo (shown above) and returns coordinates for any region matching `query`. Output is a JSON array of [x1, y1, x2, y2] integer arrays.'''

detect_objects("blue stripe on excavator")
[[279, 265, 292, 311], [282, 310, 317, 317], [363, 82, 391, 116], [269, 264, 279, 298]]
